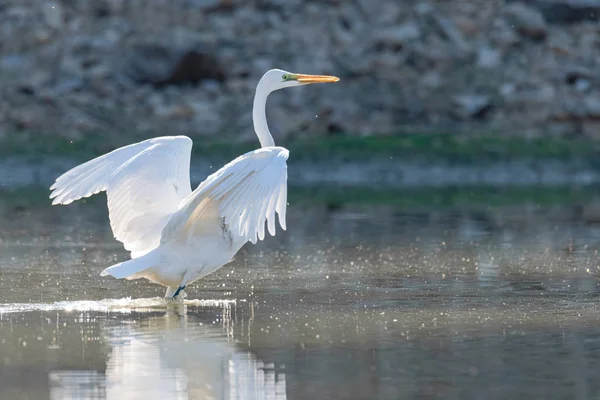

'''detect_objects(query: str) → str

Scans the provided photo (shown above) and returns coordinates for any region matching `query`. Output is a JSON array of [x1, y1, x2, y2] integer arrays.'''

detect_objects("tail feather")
[[101, 253, 156, 280]]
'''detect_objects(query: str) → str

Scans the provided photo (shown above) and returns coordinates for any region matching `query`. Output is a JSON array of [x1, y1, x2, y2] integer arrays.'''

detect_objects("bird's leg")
[[171, 270, 196, 300], [165, 286, 177, 299], [172, 285, 186, 299]]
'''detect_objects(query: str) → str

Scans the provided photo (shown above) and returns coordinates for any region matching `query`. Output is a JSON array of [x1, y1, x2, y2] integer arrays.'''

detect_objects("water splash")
[[0, 297, 236, 314]]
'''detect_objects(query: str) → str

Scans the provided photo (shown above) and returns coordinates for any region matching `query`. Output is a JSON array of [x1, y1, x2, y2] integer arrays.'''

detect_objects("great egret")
[[49, 69, 339, 299]]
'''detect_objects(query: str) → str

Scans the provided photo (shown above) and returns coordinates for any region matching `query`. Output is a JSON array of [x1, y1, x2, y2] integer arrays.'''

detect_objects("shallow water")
[[3, 189, 600, 399]]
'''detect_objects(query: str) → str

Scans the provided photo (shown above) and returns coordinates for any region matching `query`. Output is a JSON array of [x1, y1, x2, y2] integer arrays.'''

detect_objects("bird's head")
[[261, 69, 340, 91]]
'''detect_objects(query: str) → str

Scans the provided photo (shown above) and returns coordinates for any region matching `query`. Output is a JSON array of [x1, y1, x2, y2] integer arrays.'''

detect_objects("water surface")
[[2, 188, 600, 399]]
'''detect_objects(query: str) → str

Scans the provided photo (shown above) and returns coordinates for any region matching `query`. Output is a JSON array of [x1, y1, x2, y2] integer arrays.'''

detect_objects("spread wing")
[[165, 146, 289, 245], [50, 136, 193, 256]]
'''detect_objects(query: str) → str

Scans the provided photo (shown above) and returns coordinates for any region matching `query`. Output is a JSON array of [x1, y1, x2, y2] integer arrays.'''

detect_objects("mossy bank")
[[3, 132, 600, 163], [3, 133, 600, 190]]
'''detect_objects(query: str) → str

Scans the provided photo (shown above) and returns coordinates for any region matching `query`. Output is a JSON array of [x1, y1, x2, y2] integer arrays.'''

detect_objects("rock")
[[552, 97, 587, 121], [421, 71, 442, 89], [375, 22, 422, 47], [40, 79, 84, 98], [126, 44, 225, 86], [563, 65, 596, 85], [33, 28, 53, 44], [505, 2, 547, 40], [0, 55, 32, 72], [502, 83, 555, 106], [582, 122, 600, 140], [5, 5, 29, 19], [189, 101, 222, 134], [186, 0, 221, 7], [153, 104, 195, 119], [453, 16, 479, 36], [1, 0, 600, 143], [7, 107, 48, 131], [453, 95, 493, 119], [414, 2, 434, 16], [0, 55, 50, 92], [42, 2, 64, 30], [370, 54, 403, 71], [373, 2, 402, 25], [431, 15, 470, 52], [163, 50, 225, 85], [105, 0, 126, 14], [575, 79, 592, 92], [476, 45, 501, 68], [518, 0, 600, 24], [186, 0, 239, 12], [490, 19, 520, 49], [584, 97, 600, 118], [547, 29, 576, 55]]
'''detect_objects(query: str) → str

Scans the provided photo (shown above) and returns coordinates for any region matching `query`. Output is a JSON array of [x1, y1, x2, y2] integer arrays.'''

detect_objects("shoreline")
[[3, 134, 600, 191], [2, 156, 600, 190]]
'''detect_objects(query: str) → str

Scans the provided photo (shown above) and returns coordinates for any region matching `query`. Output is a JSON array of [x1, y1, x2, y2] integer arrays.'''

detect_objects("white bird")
[[49, 69, 339, 299]]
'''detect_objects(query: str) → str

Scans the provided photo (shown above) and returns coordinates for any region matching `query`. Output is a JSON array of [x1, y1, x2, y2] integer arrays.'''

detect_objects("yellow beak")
[[295, 74, 340, 84]]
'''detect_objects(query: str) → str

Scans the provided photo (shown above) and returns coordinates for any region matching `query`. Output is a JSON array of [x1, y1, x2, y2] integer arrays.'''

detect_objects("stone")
[[453, 16, 479, 36], [33, 28, 53, 44], [563, 65, 596, 85], [43, 79, 85, 97], [505, 2, 547, 40], [126, 44, 225, 86], [183, 0, 222, 10], [431, 15, 470, 52], [0, 55, 32, 72], [476, 46, 501, 68], [414, 2, 434, 16], [575, 79, 592, 92], [189, 101, 222, 133], [453, 95, 493, 119], [582, 122, 600, 140], [524, 0, 600, 24], [42, 2, 64, 30], [153, 104, 195, 119], [376, 22, 422, 46], [106, 0, 126, 14], [421, 71, 442, 89], [502, 84, 556, 106], [374, 2, 402, 25], [490, 20, 521, 49], [0, 0, 599, 143], [163, 50, 225, 85], [584, 97, 600, 118]]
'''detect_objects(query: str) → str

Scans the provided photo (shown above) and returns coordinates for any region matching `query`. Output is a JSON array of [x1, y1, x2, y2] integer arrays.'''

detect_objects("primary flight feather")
[[49, 69, 339, 299]]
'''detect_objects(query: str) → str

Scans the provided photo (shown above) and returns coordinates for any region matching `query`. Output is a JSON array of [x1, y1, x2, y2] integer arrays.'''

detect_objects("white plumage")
[[49, 69, 339, 298]]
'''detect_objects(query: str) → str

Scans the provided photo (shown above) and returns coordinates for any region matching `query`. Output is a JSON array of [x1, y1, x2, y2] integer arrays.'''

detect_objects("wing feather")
[[266, 191, 278, 237], [50, 136, 193, 256], [275, 180, 287, 230], [165, 146, 289, 245]]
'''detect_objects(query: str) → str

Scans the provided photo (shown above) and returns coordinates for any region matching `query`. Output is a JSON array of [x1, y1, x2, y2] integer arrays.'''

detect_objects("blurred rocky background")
[[1, 0, 600, 146]]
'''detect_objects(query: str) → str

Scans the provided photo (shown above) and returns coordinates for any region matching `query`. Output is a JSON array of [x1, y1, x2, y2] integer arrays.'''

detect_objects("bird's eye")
[[282, 74, 289, 81]]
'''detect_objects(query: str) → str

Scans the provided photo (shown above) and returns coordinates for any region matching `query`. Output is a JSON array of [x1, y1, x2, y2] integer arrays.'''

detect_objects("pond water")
[[2, 187, 600, 399]]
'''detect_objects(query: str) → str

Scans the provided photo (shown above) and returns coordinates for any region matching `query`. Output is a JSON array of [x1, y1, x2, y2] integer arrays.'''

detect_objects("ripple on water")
[[0, 297, 236, 314]]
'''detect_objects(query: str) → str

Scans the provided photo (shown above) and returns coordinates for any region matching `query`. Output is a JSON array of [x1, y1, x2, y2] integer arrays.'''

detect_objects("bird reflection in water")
[[47, 300, 286, 400]]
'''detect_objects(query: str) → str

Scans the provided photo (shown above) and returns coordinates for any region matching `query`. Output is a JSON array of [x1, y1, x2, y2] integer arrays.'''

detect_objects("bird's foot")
[[172, 285, 187, 300], [163, 285, 187, 302]]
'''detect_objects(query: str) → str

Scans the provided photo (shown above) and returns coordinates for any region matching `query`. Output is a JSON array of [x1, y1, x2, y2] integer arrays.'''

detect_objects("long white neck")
[[253, 78, 276, 148]]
